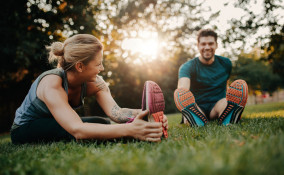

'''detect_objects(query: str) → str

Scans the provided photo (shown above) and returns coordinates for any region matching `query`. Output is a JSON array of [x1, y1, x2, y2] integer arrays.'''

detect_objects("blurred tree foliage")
[[100, 0, 218, 113], [266, 27, 284, 81], [231, 49, 282, 93], [224, 0, 284, 83], [0, 0, 216, 132], [0, 0, 101, 132]]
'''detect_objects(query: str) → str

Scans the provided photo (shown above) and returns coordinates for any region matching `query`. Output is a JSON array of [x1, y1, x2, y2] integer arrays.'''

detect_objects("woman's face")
[[83, 50, 104, 82]]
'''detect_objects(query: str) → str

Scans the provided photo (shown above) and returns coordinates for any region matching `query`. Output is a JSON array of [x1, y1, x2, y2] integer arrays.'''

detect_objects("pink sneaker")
[[142, 81, 168, 138]]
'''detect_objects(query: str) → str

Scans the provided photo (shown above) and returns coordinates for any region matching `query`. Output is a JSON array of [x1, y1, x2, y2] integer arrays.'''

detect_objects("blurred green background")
[[0, 0, 283, 133]]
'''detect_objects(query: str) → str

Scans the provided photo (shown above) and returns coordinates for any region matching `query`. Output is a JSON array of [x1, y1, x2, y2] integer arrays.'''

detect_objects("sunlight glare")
[[122, 31, 159, 62]]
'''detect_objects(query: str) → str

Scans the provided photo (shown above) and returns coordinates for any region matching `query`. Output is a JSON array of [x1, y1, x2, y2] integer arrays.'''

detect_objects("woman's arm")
[[88, 76, 169, 130], [37, 75, 162, 141], [109, 104, 141, 123], [87, 76, 142, 123]]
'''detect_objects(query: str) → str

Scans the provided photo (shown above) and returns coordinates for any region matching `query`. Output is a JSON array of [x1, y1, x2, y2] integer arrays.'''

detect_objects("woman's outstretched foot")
[[142, 81, 168, 138]]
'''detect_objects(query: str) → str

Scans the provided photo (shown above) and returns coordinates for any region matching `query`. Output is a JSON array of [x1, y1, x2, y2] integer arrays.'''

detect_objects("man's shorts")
[[198, 102, 217, 119]]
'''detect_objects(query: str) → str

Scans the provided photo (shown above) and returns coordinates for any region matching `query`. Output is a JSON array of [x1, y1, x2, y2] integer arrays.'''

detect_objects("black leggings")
[[11, 116, 111, 144]]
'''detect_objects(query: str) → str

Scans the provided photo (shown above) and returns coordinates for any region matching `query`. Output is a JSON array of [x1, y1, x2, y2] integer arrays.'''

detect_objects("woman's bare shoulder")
[[37, 74, 64, 100], [40, 74, 63, 88]]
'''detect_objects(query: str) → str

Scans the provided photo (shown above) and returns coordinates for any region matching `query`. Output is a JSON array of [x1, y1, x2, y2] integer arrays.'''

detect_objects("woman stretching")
[[11, 34, 168, 144]]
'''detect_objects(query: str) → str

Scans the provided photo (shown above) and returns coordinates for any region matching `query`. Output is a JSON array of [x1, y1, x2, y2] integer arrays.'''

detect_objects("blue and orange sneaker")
[[218, 79, 248, 125], [174, 88, 208, 127], [142, 81, 168, 138]]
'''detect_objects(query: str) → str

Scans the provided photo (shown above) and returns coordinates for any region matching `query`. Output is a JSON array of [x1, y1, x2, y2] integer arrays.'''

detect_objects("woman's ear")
[[74, 62, 84, 73]]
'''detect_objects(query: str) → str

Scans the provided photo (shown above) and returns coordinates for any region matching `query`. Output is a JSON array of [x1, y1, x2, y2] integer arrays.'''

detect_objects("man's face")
[[197, 36, 218, 61]]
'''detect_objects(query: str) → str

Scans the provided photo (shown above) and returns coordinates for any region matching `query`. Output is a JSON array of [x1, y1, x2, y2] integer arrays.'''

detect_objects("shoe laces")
[[190, 105, 208, 123], [218, 104, 234, 122]]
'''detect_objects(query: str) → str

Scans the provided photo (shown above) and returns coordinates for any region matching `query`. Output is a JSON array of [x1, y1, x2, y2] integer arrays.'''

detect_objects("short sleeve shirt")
[[179, 55, 232, 105]]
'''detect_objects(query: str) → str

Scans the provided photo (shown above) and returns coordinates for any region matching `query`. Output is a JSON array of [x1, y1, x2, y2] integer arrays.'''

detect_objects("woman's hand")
[[162, 114, 168, 130], [130, 110, 163, 142]]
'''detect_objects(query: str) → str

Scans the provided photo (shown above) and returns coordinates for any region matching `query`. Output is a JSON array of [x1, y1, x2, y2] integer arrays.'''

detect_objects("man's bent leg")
[[209, 98, 227, 120], [218, 80, 248, 125], [182, 104, 206, 124], [174, 88, 208, 126]]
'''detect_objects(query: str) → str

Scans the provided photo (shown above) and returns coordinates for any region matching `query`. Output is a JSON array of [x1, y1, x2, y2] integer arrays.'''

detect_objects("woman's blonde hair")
[[47, 34, 103, 71]]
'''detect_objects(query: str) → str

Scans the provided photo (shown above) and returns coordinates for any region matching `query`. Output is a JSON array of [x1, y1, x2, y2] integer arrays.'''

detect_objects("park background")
[[0, 0, 284, 133]]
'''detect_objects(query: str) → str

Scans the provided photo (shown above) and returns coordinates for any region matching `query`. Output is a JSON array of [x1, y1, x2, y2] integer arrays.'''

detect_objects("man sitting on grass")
[[174, 29, 248, 126]]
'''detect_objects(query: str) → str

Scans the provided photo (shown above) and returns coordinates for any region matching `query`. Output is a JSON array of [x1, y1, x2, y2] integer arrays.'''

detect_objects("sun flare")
[[122, 31, 159, 63]]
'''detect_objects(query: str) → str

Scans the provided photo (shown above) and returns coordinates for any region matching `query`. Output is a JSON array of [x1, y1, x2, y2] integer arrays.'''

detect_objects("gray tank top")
[[11, 68, 87, 130]]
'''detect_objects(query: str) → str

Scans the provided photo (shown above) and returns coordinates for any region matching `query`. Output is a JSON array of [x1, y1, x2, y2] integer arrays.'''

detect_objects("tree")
[[0, 0, 221, 132], [231, 50, 282, 93], [0, 0, 101, 132], [266, 26, 284, 81], [223, 0, 284, 82], [99, 0, 219, 113]]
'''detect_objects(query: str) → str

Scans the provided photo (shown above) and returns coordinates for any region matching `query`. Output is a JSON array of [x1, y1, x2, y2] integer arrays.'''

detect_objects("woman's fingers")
[[131, 122, 163, 142], [143, 132, 163, 142], [143, 127, 163, 135], [135, 110, 149, 120], [144, 121, 162, 128], [146, 131, 163, 138], [145, 137, 161, 142], [162, 115, 168, 129], [131, 111, 167, 142]]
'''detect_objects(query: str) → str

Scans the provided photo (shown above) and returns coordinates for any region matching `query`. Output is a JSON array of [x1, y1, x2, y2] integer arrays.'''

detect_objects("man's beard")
[[202, 54, 214, 61]]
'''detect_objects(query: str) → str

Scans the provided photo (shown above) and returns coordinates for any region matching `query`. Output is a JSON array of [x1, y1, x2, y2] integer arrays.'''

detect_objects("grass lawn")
[[1, 102, 284, 175]]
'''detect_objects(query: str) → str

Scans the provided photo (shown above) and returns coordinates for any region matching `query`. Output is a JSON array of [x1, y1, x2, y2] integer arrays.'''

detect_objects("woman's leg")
[[11, 116, 111, 144], [11, 118, 74, 144], [81, 116, 111, 124]]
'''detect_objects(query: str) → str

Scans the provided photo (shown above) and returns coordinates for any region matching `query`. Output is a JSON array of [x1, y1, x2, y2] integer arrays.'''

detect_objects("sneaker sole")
[[219, 80, 248, 125], [143, 81, 168, 138], [174, 88, 208, 127]]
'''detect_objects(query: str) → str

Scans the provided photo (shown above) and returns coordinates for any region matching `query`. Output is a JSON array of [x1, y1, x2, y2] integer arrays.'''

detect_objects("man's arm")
[[177, 77, 191, 90]]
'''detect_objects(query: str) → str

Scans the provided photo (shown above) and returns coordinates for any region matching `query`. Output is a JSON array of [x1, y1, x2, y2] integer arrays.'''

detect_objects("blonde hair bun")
[[51, 42, 64, 56], [47, 34, 103, 70]]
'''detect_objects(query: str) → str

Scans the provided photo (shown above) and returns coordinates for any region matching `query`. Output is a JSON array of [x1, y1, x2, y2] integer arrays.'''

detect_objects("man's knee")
[[210, 98, 227, 119]]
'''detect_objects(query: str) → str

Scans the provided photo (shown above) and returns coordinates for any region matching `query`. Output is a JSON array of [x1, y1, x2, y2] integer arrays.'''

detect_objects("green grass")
[[1, 102, 284, 175]]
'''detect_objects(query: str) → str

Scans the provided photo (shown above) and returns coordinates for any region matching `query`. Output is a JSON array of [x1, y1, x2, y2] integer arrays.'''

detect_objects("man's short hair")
[[197, 29, 218, 43]]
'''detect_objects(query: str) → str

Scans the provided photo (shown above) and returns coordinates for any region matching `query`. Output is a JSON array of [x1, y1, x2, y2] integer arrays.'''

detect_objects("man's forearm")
[[177, 77, 191, 90]]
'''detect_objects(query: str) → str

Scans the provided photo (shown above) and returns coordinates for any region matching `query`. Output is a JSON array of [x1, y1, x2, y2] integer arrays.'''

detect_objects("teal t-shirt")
[[178, 55, 232, 105]]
